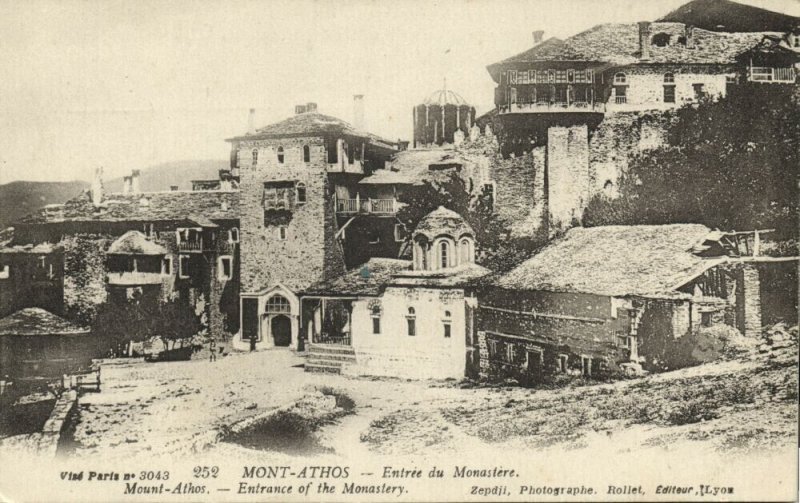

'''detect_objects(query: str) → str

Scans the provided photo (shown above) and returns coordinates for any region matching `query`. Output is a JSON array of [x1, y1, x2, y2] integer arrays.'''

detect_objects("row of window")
[[0, 260, 56, 281], [414, 236, 475, 271], [263, 182, 306, 209], [369, 306, 453, 338], [159, 255, 234, 280], [506, 69, 594, 85], [486, 338, 594, 376], [248, 141, 362, 167]]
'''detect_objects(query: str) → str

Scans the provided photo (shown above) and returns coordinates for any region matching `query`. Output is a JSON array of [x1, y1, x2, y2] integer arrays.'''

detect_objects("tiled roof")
[[657, 0, 800, 33], [227, 112, 396, 149], [414, 206, 474, 241], [107, 231, 168, 255], [0, 308, 90, 337], [302, 258, 412, 297], [390, 262, 491, 288], [15, 190, 239, 225], [492, 224, 726, 297], [0, 243, 59, 254], [487, 22, 777, 80], [359, 149, 474, 185], [421, 89, 471, 106]]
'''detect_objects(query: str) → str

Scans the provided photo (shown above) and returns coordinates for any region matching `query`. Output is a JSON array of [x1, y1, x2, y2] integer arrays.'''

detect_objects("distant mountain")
[[658, 0, 800, 32], [105, 159, 228, 193], [0, 180, 89, 228]]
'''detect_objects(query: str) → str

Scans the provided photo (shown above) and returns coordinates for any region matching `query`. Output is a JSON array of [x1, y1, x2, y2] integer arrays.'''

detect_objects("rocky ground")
[[2, 327, 797, 469]]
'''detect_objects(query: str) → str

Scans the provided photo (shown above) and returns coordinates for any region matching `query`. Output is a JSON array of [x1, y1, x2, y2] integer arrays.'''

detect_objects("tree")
[[584, 85, 799, 243]]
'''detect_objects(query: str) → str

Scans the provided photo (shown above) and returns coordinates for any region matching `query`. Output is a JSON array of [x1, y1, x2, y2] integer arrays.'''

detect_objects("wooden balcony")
[[336, 197, 397, 215], [749, 66, 796, 83], [178, 240, 206, 253], [499, 101, 605, 114]]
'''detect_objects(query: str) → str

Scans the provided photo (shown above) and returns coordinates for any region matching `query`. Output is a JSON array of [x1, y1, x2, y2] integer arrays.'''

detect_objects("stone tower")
[[226, 104, 396, 350]]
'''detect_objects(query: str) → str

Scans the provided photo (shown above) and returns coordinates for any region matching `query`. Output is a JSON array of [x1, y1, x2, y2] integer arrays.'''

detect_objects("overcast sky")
[[1, 0, 798, 184]]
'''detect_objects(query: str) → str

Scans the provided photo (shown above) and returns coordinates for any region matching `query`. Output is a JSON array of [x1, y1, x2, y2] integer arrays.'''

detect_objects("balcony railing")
[[499, 101, 605, 114], [614, 96, 627, 104], [336, 198, 397, 215], [750, 66, 796, 83], [178, 240, 204, 252]]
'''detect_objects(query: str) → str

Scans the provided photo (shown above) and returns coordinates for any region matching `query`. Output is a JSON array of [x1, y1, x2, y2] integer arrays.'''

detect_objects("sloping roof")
[[390, 262, 491, 288], [487, 22, 777, 80], [0, 243, 59, 254], [0, 308, 90, 337], [492, 224, 724, 297], [227, 111, 396, 149], [107, 231, 167, 255], [658, 0, 800, 33], [421, 89, 471, 106], [302, 258, 411, 297], [16, 190, 239, 225], [360, 149, 473, 185], [414, 206, 474, 241]]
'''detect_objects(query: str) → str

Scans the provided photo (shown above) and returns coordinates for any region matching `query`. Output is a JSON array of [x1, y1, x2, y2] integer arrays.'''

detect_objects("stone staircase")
[[305, 344, 356, 374]]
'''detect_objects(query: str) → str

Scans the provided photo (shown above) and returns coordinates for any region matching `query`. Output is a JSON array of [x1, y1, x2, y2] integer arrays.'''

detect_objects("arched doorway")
[[271, 315, 291, 347]]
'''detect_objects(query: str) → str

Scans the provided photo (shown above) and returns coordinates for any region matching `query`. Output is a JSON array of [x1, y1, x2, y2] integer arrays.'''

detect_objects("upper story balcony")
[[335, 196, 397, 216], [748, 66, 796, 83], [500, 100, 606, 114], [107, 271, 164, 286]]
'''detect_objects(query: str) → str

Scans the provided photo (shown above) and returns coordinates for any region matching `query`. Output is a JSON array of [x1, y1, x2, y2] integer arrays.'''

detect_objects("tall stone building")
[[226, 103, 397, 351]]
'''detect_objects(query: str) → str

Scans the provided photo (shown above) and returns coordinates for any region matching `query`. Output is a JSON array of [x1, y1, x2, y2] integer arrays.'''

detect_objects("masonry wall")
[[741, 264, 762, 337], [547, 125, 590, 232], [237, 136, 343, 293], [605, 66, 731, 111], [346, 287, 468, 379], [0, 251, 64, 318]]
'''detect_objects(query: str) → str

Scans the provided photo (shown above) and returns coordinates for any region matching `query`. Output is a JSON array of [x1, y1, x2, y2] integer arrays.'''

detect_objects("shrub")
[[665, 399, 719, 425]]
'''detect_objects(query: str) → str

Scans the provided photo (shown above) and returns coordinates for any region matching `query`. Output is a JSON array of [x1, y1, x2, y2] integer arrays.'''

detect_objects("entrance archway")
[[271, 315, 291, 347]]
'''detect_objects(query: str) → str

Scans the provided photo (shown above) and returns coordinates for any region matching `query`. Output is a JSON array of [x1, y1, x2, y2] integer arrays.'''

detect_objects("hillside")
[[104, 159, 228, 193], [0, 181, 89, 228], [658, 0, 800, 32]]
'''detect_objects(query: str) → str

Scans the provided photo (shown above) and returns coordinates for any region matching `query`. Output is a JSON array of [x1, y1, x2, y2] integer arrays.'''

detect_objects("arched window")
[[371, 304, 381, 334], [406, 307, 416, 336], [296, 182, 307, 204], [459, 237, 473, 264], [652, 33, 671, 47], [229, 227, 239, 243], [277, 146, 284, 164], [663, 73, 675, 83], [303, 145, 310, 163], [614, 73, 626, 84], [251, 148, 258, 166], [439, 241, 450, 269], [265, 294, 291, 313], [414, 237, 429, 271]]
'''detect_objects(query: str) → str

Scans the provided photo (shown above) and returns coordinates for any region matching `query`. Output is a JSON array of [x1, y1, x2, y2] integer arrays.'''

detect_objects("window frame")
[[406, 307, 416, 337], [443, 310, 452, 339], [393, 223, 406, 243], [613, 72, 627, 85], [439, 240, 450, 269], [277, 146, 285, 164], [228, 227, 240, 243], [218, 255, 233, 281], [278, 226, 288, 240], [303, 145, 310, 163], [557, 354, 569, 373], [178, 255, 190, 279], [295, 182, 307, 205], [251, 148, 258, 166]]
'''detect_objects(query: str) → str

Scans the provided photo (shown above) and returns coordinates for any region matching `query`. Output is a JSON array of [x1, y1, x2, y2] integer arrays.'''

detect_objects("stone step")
[[307, 344, 356, 355], [307, 352, 357, 363], [305, 362, 343, 374]]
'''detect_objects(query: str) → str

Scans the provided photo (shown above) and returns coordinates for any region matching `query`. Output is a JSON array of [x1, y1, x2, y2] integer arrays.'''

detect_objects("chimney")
[[170, 185, 179, 191], [532, 30, 544, 45], [685, 25, 695, 49], [131, 169, 141, 194], [638, 21, 651, 60], [122, 176, 132, 195], [295, 104, 307, 115], [353, 94, 365, 131], [247, 108, 256, 135], [306, 102, 317, 113], [91, 167, 104, 207]]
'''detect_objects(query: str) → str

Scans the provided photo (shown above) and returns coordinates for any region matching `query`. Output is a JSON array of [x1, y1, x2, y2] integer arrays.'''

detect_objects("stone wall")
[[741, 264, 762, 337], [346, 287, 468, 379], [237, 136, 341, 293], [547, 125, 590, 232], [607, 65, 731, 111]]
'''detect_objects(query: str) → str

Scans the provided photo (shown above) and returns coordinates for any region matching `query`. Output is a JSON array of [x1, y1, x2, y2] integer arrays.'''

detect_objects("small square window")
[[701, 312, 713, 327]]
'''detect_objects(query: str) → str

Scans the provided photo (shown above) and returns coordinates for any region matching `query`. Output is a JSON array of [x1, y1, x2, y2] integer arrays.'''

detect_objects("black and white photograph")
[[0, 0, 798, 501]]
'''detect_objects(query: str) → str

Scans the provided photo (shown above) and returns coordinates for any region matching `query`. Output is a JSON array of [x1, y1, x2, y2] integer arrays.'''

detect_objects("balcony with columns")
[[335, 195, 398, 216]]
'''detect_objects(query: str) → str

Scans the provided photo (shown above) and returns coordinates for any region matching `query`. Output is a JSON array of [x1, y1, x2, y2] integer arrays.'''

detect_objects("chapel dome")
[[422, 89, 470, 107], [413, 206, 474, 241]]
